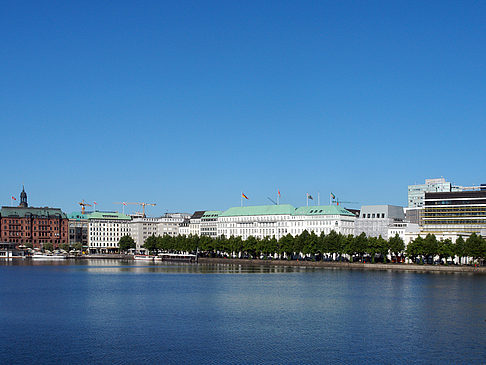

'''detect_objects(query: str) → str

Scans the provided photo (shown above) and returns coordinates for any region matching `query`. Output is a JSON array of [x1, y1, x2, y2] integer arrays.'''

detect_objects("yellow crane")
[[113, 202, 156, 217], [78, 199, 92, 215]]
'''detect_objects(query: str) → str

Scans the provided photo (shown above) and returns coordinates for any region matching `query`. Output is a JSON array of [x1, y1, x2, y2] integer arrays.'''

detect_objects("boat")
[[134, 255, 154, 261], [0, 243, 26, 260], [31, 252, 66, 260], [157, 253, 197, 263]]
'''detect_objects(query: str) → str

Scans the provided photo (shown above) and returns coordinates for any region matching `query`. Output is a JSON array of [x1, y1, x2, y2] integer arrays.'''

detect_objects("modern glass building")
[[407, 178, 461, 208]]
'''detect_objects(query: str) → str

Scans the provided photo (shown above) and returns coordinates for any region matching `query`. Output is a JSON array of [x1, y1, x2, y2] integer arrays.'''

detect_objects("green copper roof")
[[293, 205, 355, 216], [220, 204, 296, 217], [202, 211, 222, 218], [0, 206, 67, 218], [67, 211, 96, 220], [86, 211, 132, 220]]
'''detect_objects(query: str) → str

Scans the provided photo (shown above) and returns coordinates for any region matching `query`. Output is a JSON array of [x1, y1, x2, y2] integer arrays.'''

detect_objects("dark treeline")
[[143, 231, 486, 265]]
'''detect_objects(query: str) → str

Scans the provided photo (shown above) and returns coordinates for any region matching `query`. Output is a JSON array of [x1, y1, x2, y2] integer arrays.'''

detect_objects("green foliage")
[[136, 231, 485, 264], [118, 235, 136, 252], [465, 233, 486, 262], [389, 234, 404, 260]]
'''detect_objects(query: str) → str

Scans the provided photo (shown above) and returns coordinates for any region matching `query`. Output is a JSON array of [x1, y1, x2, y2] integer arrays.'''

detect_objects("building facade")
[[217, 204, 355, 240], [188, 211, 205, 236], [0, 187, 69, 248], [130, 214, 186, 252], [88, 212, 132, 253], [354, 205, 405, 239], [407, 178, 461, 208], [420, 189, 486, 236], [200, 211, 221, 238], [68, 212, 91, 248]]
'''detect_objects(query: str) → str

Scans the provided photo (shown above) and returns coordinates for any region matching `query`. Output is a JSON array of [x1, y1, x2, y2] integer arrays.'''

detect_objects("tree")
[[423, 234, 439, 263], [389, 234, 405, 263], [455, 236, 466, 264], [406, 236, 423, 263], [143, 234, 158, 254], [465, 233, 485, 264], [354, 233, 368, 261], [119, 235, 136, 253], [279, 234, 294, 260], [73, 242, 83, 252], [376, 236, 389, 263]]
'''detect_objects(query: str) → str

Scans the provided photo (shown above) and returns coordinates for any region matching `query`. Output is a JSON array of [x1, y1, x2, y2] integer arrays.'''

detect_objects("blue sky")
[[1, 1, 485, 215]]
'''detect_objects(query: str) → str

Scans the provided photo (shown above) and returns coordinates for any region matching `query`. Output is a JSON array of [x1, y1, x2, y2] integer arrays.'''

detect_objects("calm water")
[[0, 260, 485, 364]]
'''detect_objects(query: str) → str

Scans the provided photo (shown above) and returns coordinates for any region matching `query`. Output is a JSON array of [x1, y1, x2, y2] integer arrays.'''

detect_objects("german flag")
[[241, 193, 249, 200]]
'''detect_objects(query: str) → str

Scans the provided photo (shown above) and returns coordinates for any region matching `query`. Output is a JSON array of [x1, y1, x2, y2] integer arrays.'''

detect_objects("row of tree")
[[141, 230, 486, 264]]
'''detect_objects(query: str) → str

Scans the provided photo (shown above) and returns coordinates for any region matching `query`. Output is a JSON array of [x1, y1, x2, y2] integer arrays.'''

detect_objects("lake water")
[[1, 260, 485, 364]]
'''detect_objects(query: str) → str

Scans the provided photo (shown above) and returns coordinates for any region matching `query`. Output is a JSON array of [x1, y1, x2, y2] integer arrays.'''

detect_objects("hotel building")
[[217, 204, 355, 240]]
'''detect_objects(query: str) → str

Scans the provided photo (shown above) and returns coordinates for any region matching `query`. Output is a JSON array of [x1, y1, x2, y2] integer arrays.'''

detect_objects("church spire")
[[19, 185, 28, 207]]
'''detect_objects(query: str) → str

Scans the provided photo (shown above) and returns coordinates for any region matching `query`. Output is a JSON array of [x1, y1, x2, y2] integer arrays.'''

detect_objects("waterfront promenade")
[[47, 254, 486, 274], [198, 257, 486, 273]]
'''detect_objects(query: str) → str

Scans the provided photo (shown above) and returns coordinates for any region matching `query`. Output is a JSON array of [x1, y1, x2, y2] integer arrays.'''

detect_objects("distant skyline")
[[1, 1, 485, 215]]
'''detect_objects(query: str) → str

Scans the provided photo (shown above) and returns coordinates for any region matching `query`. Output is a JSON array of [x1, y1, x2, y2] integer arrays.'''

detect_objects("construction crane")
[[113, 202, 156, 217], [78, 199, 92, 214]]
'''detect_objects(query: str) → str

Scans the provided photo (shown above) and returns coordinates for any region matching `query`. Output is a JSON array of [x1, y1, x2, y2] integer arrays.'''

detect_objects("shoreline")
[[197, 257, 486, 274]]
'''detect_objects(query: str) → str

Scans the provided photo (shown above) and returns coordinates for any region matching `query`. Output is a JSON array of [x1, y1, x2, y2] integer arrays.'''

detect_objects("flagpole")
[[318, 192, 320, 206], [241, 192, 243, 207], [306, 193, 308, 207]]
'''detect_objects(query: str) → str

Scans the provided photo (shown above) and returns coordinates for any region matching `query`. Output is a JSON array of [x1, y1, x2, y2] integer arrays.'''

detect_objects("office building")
[[421, 188, 486, 236], [408, 178, 462, 208]]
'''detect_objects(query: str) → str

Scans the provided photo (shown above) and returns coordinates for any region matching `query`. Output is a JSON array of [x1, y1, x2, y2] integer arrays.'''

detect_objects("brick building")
[[0, 187, 69, 248]]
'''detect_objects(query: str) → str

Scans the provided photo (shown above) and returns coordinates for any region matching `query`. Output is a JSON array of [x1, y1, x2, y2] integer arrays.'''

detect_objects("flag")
[[331, 192, 335, 200], [11, 196, 16, 200], [123, 202, 127, 206], [278, 189, 281, 197], [241, 193, 249, 200], [93, 201, 98, 205], [307, 193, 313, 200]]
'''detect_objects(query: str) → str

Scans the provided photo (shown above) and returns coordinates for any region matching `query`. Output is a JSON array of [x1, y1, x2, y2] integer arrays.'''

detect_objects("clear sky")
[[1, 1, 485, 215]]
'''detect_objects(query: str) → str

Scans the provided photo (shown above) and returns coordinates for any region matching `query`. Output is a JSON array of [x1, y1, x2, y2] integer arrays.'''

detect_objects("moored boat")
[[134, 255, 154, 261], [31, 252, 66, 260]]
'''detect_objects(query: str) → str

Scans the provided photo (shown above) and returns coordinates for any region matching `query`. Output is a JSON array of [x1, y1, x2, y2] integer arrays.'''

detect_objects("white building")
[[88, 212, 132, 254], [355, 205, 405, 239], [387, 222, 420, 244], [179, 219, 190, 236], [130, 214, 186, 252], [130, 217, 159, 252], [200, 211, 221, 238], [217, 204, 356, 240], [188, 211, 205, 236]]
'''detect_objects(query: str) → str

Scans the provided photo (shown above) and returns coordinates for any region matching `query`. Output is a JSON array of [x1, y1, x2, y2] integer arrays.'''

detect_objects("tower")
[[19, 185, 28, 208]]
